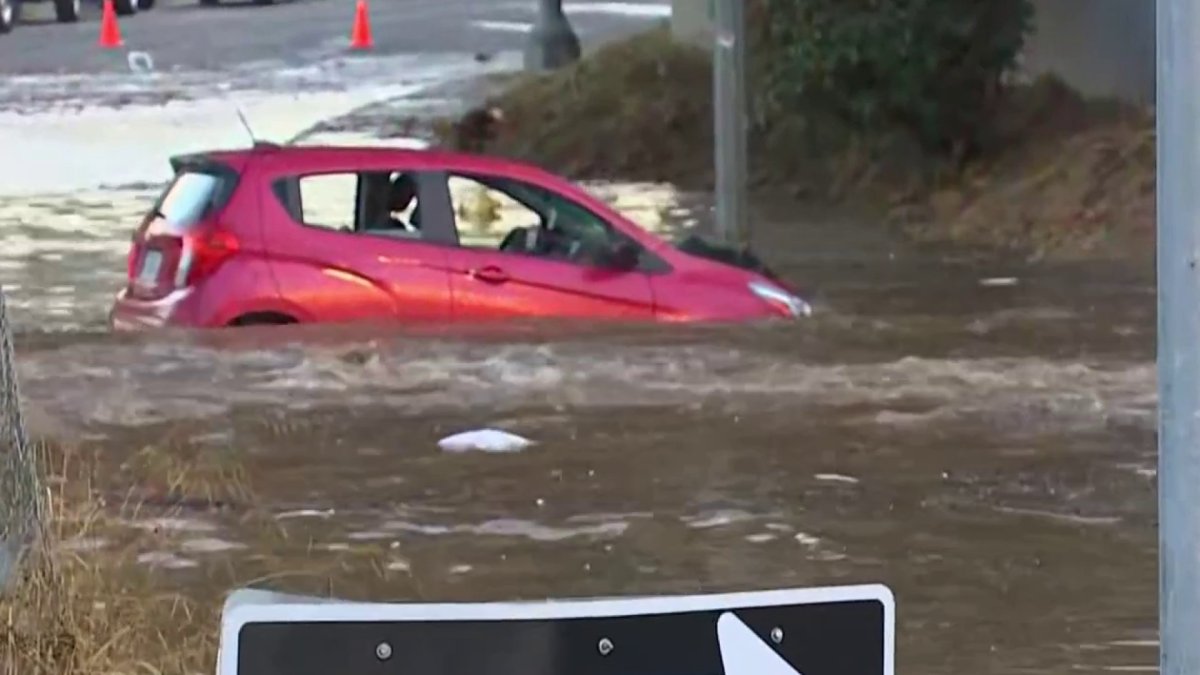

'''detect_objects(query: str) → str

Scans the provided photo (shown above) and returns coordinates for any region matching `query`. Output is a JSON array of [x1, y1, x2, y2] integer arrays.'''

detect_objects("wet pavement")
[[0, 0, 671, 75]]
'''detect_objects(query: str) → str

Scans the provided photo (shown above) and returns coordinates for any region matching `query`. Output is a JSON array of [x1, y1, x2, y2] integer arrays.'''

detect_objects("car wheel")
[[137, 0, 154, 9], [113, 0, 137, 15], [53, 0, 79, 22], [229, 312, 297, 327], [0, 0, 13, 34]]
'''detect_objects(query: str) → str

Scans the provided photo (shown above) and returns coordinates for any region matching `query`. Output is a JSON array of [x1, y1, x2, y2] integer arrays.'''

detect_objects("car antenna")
[[234, 105, 259, 146]]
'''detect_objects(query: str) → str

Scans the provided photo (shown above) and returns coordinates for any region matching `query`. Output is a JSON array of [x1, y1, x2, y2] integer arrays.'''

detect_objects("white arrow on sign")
[[717, 611, 804, 675]]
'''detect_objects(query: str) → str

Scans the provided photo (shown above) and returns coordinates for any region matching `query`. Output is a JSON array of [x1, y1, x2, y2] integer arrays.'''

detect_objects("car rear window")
[[154, 169, 235, 229]]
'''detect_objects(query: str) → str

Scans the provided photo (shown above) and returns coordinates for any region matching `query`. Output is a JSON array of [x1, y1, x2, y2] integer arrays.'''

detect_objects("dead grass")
[[898, 78, 1156, 262], [2, 443, 224, 675], [0, 441, 419, 675], [439, 28, 716, 187]]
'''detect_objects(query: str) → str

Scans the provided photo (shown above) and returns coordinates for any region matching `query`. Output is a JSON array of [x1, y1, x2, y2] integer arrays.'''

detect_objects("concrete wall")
[[670, 0, 1155, 105], [1019, 0, 1154, 104]]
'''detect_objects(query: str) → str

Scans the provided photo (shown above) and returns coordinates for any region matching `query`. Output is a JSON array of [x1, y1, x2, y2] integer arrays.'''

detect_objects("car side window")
[[280, 171, 432, 242], [445, 172, 625, 267], [296, 173, 357, 232], [447, 175, 542, 249]]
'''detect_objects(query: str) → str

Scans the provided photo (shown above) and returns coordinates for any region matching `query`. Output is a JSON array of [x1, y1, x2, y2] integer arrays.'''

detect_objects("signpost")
[[712, 0, 749, 249], [1157, 0, 1200, 673], [217, 584, 895, 675]]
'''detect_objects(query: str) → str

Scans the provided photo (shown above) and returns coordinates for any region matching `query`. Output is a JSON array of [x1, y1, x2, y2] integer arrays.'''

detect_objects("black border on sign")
[[217, 584, 895, 675]]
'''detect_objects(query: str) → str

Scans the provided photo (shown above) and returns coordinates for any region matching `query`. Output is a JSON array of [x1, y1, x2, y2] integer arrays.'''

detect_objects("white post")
[[1157, 0, 1200, 672], [712, 0, 749, 249]]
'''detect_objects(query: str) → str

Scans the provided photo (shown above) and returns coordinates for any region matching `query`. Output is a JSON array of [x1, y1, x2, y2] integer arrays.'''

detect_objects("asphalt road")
[[0, 0, 670, 74]]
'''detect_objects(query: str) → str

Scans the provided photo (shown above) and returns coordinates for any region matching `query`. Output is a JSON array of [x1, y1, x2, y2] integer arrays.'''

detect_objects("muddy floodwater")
[[2, 184, 1157, 674]]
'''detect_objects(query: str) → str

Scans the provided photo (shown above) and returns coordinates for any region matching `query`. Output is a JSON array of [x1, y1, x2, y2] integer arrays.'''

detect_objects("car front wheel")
[[113, 0, 137, 15], [0, 0, 13, 34], [53, 0, 79, 22]]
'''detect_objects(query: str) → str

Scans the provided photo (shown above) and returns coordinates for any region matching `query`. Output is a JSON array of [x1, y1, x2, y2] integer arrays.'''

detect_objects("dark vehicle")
[[0, 0, 151, 33]]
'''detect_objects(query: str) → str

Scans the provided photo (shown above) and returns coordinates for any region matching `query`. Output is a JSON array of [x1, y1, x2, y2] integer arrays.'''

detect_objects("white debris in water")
[[815, 473, 860, 484], [59, 537, 110, 552], [683, 509, 761, 529], [794, 532, 821, 547], [130, 517, 218, 533], [136, 551, 199, 570], [387, 559, 412, 572], [379, 517, 628, 542], [992, 506, 1122, 526], [1106, 640, 1159, 648], [746, 533, 777, 543], [437, 429, 534, 454], [980, 277, 1020, 287], [181, 537, 246, 554], [275, 508, 336, 520], [127, 51, 155, 76], [347, 530, 393, 541], [449, 564, 473, 574]]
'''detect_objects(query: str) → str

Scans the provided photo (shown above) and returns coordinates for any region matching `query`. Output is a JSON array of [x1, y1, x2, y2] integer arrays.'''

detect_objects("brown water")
[[5, 190, 1157, 674]]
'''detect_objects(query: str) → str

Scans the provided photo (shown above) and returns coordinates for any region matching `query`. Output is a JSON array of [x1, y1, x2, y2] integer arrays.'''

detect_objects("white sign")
[[217, 583, 895, 675]]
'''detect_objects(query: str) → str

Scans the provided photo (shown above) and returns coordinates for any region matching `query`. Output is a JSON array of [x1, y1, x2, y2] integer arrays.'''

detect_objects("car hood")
[[672, 234, 784, 283]]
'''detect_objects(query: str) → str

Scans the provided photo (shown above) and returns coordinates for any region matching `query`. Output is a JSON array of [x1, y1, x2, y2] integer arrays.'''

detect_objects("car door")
[[262, 165, 455, 324], [420, 170, 657, 321]]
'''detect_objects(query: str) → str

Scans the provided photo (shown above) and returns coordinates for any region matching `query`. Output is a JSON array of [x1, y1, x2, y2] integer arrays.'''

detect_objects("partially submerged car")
[[110, 143, 812, 330]]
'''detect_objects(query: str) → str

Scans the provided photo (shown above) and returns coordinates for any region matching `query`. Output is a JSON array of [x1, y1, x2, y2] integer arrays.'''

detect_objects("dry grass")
[[0, 440, 417, 675], [439, 27, 716, 187], [899, 78, 1156, 262], [2, 443, 225, 675]]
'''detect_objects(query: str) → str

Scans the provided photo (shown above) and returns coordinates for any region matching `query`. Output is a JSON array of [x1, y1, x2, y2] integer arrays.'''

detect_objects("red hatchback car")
[[109, 143, 812, 330]]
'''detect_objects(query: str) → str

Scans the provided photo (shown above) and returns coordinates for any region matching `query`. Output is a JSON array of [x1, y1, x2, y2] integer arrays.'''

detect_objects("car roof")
[[197, 142, 550, 177]]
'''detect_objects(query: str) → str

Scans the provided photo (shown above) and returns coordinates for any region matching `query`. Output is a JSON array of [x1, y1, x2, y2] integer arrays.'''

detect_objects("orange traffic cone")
[[350, 0, 372, 50], [98, 0, 122, 48]]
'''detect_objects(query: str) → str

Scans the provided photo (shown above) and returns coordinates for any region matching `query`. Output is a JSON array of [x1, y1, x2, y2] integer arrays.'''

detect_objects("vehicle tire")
[[137, 0, 154, 9], [229, 312, 297, 327], [53, 0, 79, 22], [113, 0, 137, 15], [0, 0, 13, 34]]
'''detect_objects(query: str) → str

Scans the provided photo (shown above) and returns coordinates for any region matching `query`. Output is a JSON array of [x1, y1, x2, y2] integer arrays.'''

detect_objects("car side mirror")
[[603, 241, 641, 270]]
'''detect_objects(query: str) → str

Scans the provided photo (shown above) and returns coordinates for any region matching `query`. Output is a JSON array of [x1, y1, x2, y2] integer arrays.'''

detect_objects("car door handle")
[[470, 265, 509, 284]]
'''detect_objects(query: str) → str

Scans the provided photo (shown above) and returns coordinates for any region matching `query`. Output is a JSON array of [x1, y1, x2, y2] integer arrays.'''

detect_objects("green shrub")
[[752, 0, 1034, 160]]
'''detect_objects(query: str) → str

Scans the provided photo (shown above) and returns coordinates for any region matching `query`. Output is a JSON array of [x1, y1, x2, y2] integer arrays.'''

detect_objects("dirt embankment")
[[438, 29, 1155, 265]]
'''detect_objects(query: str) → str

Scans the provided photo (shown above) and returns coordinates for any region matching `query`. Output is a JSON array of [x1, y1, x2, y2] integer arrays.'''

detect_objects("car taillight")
[[127, 228, 240, 300], [181, 230, 240, 286]]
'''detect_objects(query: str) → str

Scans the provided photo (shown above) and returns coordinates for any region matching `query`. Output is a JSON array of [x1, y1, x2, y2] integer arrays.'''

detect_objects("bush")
[[752, 0, 1035, 160]]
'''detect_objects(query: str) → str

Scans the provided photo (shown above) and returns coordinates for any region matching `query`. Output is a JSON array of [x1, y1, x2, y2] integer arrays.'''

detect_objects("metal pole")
[[712, 0, 749, 249], [524, 0, 581, 71], [1158, 0, 1200, 672], [0, 286, 39, 595]]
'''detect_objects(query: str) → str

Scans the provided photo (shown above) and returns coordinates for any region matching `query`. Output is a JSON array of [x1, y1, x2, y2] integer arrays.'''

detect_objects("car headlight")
[[749, 281, 813, 318]]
